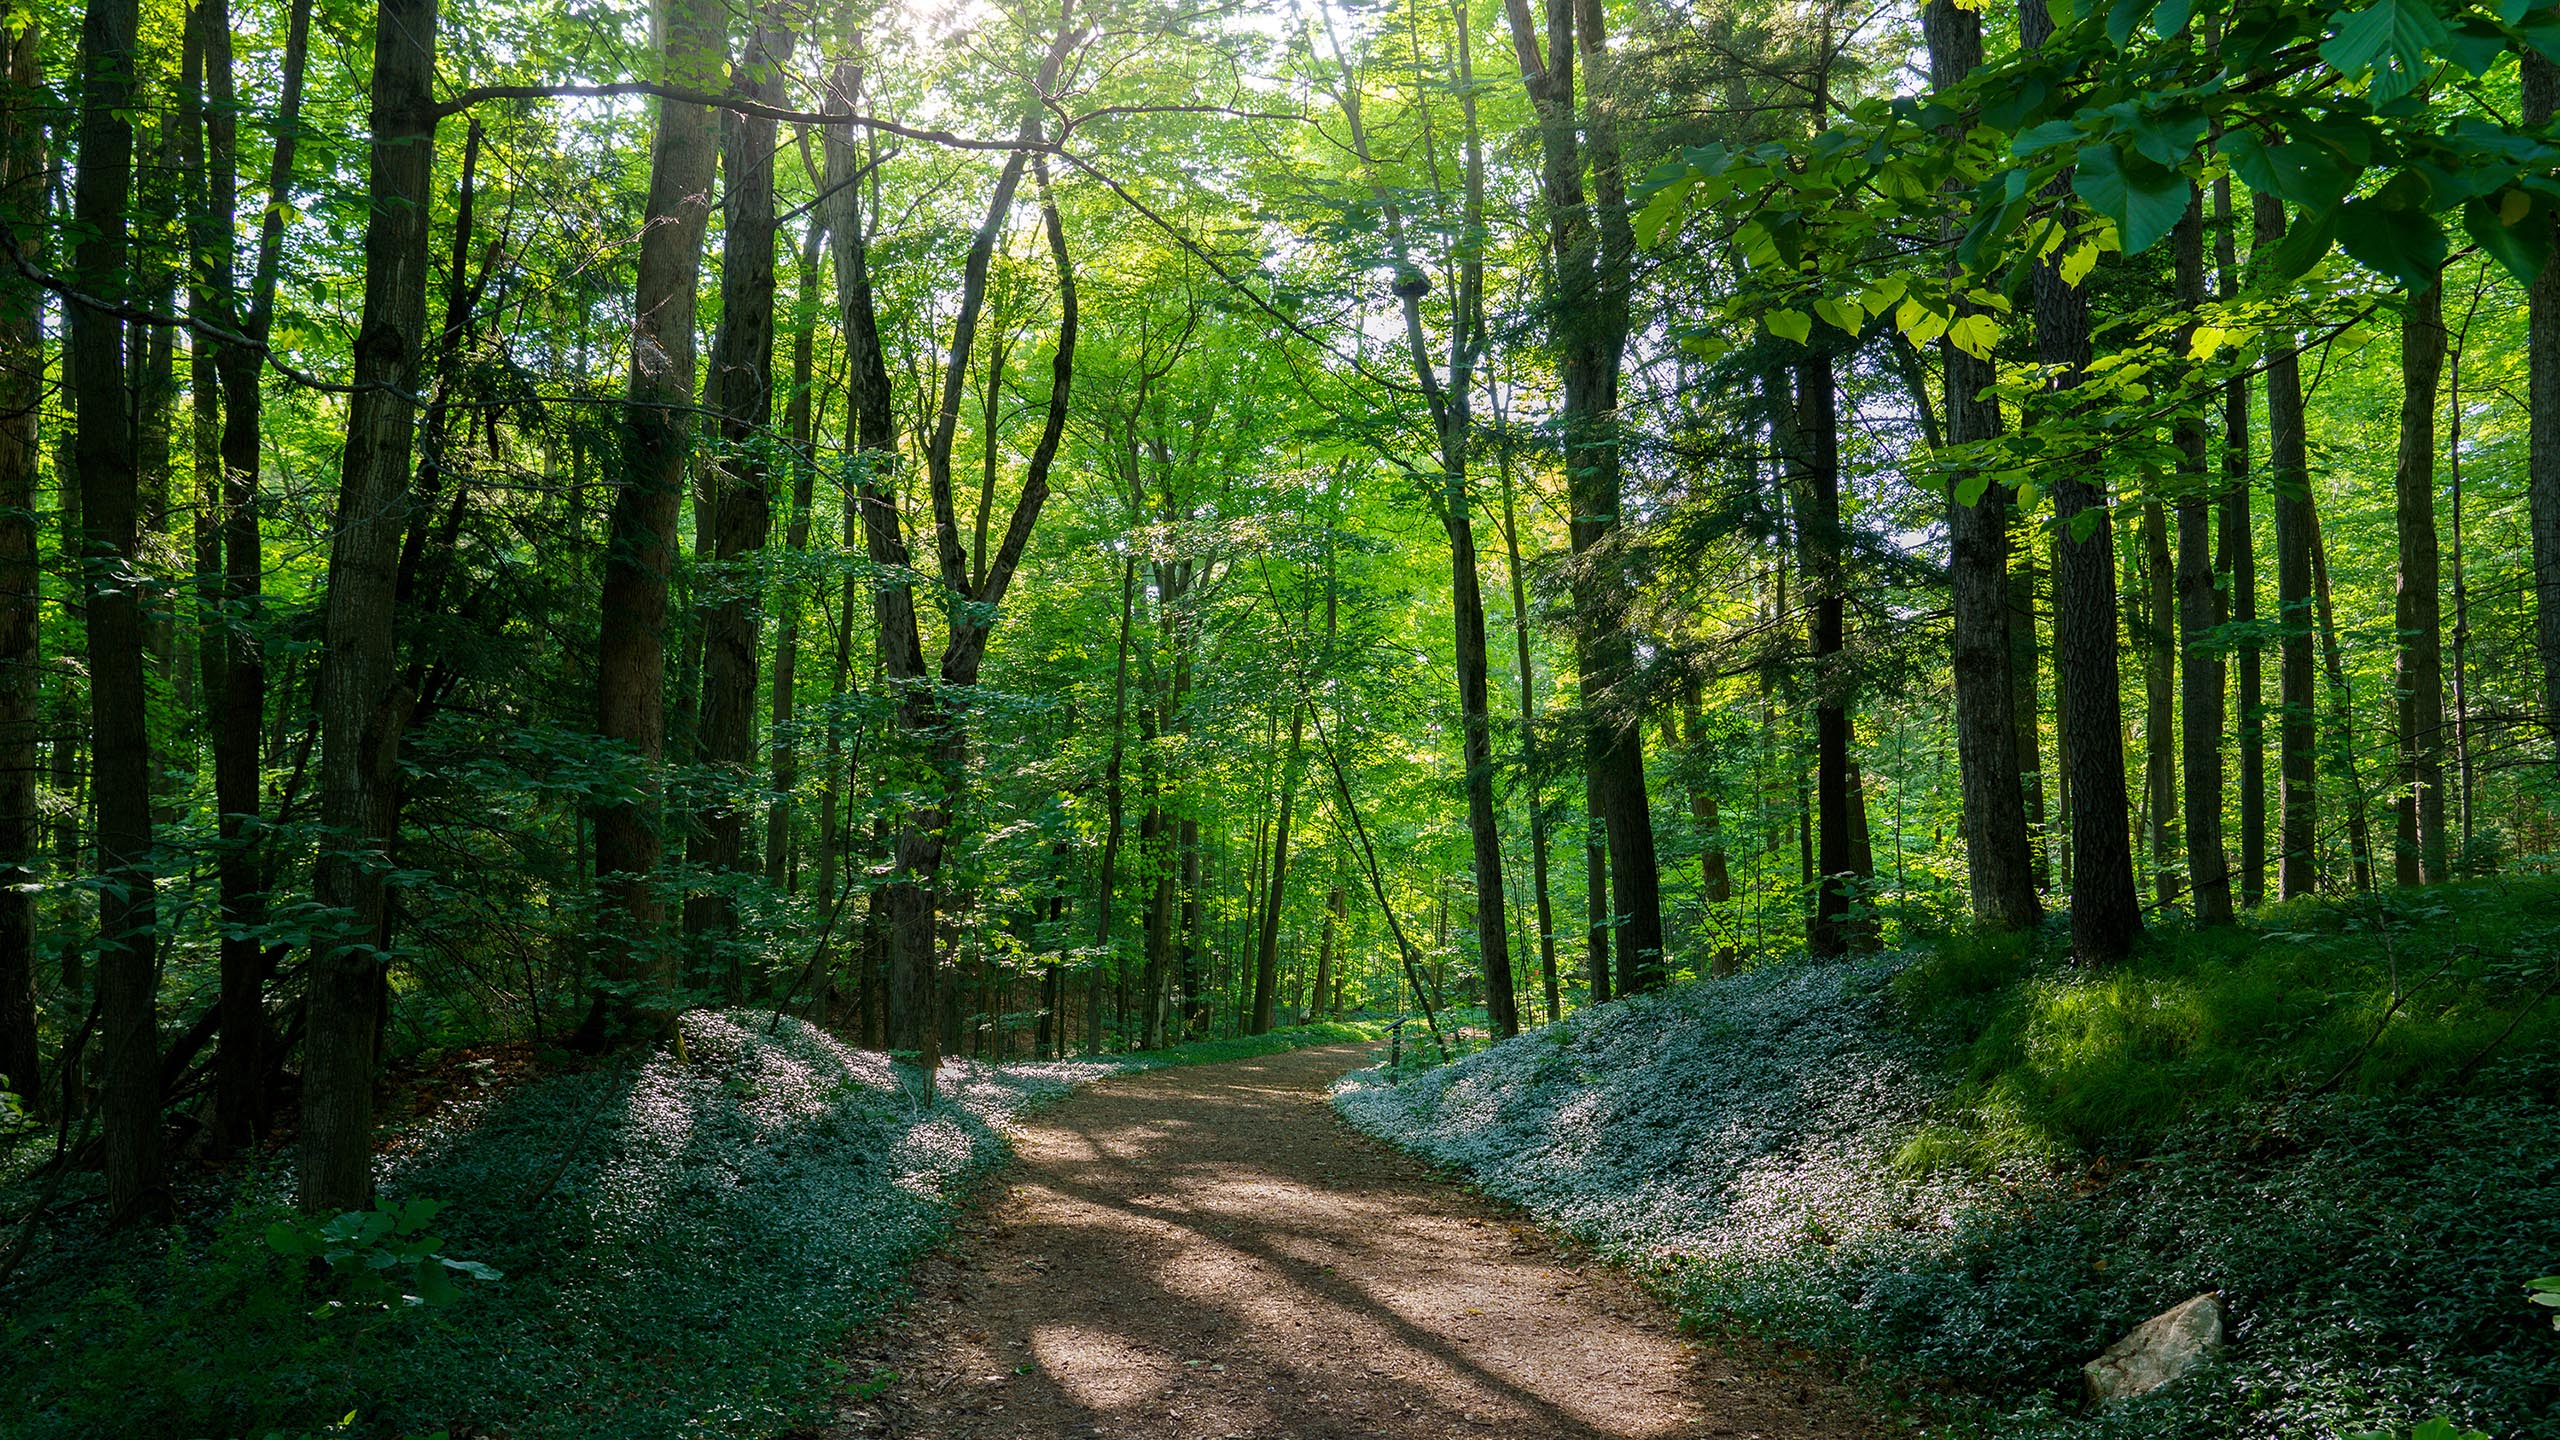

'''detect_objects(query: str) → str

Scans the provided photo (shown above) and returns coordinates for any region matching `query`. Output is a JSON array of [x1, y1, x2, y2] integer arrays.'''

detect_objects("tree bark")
[[767, 213, 825, 890], [2174, 197, 2233, 924], [2141, 498, 2180, 907], [1500, 0, 1662, 990], [2254, 193, 2319, 901], [686, 10, 799, 950], [2215, 171, 2262, 908], [0, 15, 39, 1115], [2526, 55, 2560, 769], [1250, 708, 1303, 1034], [300, 0, 440, 1213], [2393, 274, 2448, 885], [71, 0, 170, 1224], [587, 0, 725, 1043], [2023, 0, 2139, 962], [1496, 437, 1561, 1019], [1923, 0, 2039, 934]]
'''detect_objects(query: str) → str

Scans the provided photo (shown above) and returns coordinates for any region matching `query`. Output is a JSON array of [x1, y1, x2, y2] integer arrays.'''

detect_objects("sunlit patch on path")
[[823, 1044, 1874, 1440]]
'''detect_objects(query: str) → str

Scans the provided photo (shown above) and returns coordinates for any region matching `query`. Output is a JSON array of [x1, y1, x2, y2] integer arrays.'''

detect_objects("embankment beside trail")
[[1335, 897, 2560, 1439], [2, 1012, 1377, 1440]]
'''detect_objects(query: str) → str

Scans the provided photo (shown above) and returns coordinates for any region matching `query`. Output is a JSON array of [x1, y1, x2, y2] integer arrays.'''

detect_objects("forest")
[[2, 0, 2558, 1430]]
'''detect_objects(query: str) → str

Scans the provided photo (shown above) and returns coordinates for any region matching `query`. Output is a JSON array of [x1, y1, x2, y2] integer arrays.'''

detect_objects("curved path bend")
[[821, 1044, 1873, 1440]]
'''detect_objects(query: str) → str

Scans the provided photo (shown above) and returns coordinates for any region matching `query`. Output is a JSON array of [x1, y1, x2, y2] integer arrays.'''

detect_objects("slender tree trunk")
[[1682, 691, 1736, 975], [1923, 0, 2039, 933], [1583, 774, 1609, 1003], [2173, 198, 2233, 924], [2011, 555, 2046, 890], [2525, 55, 2560, 767], [2215, 172, 2263, 908], [2394, 274, 2448, 885], [0, 16, 39, 1115], [2024, 0, 2138, 962], [1496, 440, 1561, 1018], [2255, 194, 2319, 901], [300, 0, 440, 1213], [1089, 557, 1134, 1055], [686, 11, 798, 951], [1791, 351, 1865, 955], [72, 0, 169, 1225], [587, 0, 724, 1042], [1314, 880, 1342, 1019], [2141, 499, 2180, 906], [2311, 514, 2375, 893], [767, 215, 825, 890], [1251, 707, 1303, 1034]]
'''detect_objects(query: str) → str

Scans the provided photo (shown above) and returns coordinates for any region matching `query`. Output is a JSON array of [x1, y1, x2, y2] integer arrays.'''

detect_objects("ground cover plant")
[[1334, 884, 2560, 1438], [0, 1013, 1377, 1440]]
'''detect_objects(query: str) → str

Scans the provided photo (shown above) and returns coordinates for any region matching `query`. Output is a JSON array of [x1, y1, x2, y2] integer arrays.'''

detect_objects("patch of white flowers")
[[1333, 959, 1989, 1271]]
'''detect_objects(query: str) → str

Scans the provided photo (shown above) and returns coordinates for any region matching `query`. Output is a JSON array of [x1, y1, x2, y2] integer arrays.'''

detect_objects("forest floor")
[[816, 1043, 1876, 1440]]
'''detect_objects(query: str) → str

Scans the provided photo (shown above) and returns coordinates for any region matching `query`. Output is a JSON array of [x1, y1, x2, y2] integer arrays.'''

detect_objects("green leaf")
[[2463, 194, 2549, 285], [1631, 175, 1697, 249], [1949, 313, 2003, 359], [2218, 130, 2357, 212], [2261, 205, 2341, 284], [2321, 0, 2453, 105], [2011, 119, 2084, 156], [1814, 296, 1865, 336], [2153, 0, 2196, 36], [1765, 309, 1812, 344], [2071, 144, 2189, 254], [2337, 196, 2447, 289], [2107, 0, 2158, 48]]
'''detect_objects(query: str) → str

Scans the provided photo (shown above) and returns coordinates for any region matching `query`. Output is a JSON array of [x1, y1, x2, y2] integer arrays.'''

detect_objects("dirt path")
[[820, 1044, 1876, 1440]]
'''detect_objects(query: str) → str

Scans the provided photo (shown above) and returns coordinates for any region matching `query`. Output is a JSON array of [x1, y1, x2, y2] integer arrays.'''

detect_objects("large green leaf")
[[2321, 0, 2453, 105], [2071, 144, 2189, 254], [2337, 196, 2448, 289]]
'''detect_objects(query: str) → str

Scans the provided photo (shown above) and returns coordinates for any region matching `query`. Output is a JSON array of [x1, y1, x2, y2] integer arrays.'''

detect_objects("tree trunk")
[[2215, 171, 2262, 908], [2311, 513, 2376, 893], [767, 213, 825, 890], [1790, 351, 1864, 956], [0, 16, 40, 1115], [1497, 441, 1561, 1019], [1314, 880, 1342, 1019], [300, 0, 440, 1213], [2394, 274, 2448, 885], [1501, 0, 1662, 991], [2173, 198, 2233, 924], [2526, 55, 2560, 769], [1583, 774, 1609, 1004], [71, 0, 169, 1225], [2139, 499, 2180, 907], [1251, 707, 1303, 1035], [587, 0, 724, 1043], [1089, 557, 1134, 1054], [2024, 0, 2138, 962], [2254, 193, 2319, 901], [686, 11, 798, 951], [1923, 0, 2039, 934]]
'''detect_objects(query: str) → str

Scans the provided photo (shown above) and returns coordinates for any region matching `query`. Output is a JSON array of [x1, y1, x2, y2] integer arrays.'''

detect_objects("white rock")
[[2083, 1292, 2223, 1403]]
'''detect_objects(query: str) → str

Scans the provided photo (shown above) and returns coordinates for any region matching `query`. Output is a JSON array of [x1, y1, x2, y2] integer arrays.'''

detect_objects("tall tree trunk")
[[1923, 0, 2039, 933], [1496, 438, 1561, 1018], [1583, 774, 1609, 1003], [2011, 553, 2046, 890], [0, 15, 40, 1115], [687, 11, 798, 951], [2525, 55, 2560, 769], [2255, 194, 2320, 901], [1501, 0, 1663, 990], [71, 0, 169, 1225], [1314, 880, 1342, 1019], [767, 214, 825, 890], [1682, 690, 1736, 975], [2024, 0, 2138, 962], [2394, 274, 2448, 885], [2311, 513, 2376, 893], [2174, 198, 2233, 925], [1791, 351, 1864, 956], [1251, 707, 1303, 1034], [2215, 171, 2263, 908], [587, 0, 725, 1043], [1088, 557, 1134, 1054], [2141, 500, 2179, 906], [300, 0, 440, 1213]]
